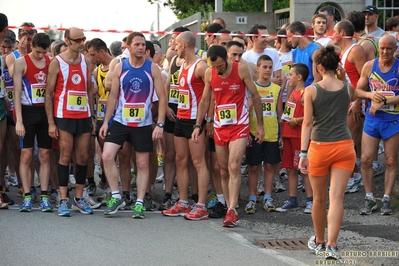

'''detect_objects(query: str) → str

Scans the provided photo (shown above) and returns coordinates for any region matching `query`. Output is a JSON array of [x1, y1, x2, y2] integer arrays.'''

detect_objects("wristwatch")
[[157, 122, 164, 128], [193, 124, 202, 130], [206, 117, 214, 123], [383, 97, 387, 105]]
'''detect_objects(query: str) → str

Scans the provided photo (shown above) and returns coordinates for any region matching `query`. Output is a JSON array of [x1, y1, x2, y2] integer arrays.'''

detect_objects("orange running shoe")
[[184, 204, 209, 221], [162, 201, 190, 217], [222, 209, 239, 227]]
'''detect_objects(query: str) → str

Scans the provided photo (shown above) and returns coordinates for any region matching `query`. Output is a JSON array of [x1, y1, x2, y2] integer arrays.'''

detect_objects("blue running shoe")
[[39, 196, 53, 212], [30, 187, 38, 202], [19, 196, 33, 212], [71, 198, 93, 214], [206, 194, 218, 209], [58, 199, 71, 217]]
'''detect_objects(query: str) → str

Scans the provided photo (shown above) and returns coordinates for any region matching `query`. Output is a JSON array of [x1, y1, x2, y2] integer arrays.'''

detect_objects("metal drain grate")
[[257, 238, 309, 250]]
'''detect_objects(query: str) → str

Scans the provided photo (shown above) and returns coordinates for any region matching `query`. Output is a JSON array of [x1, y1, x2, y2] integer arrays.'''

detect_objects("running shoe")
[[8, 173, 18, 187], [143, 194, 156, 211], [103, 197, 126, 215], [274, 176, 286, 193], [353, 172, 363, 187], [50, 190, 60, 207], [158, 197, 172, 211], [345, 178, 359, 194], [380, 197, 393, 215], [17, 186, 25, 198], [97, 180, 107, 191], [39, 196, 53, 212], [263, 198, 276, 212], [209, 202, 227, 218], [155, 173, 164, 183], [308, 235, 325, 255], [297, 175, 304, 190], [0, 192, 14, 205], [184, 204, 209, 221], [244, 200, 256, 214], [360, 197, 377, 215], [206, 194, 218, 209], [276, 200, 299, 212], [19, 196, 33, 212], [222, 209, 239, 228], [257, 177, 264, 196], [87, 183, 97, 196], [132, 203, 146, 219], [372, 163, 384, 177], [0, 194, 9, 209], [325, 245, 343, 260], [98, 192, 112, 206], [84, 194, 101, 209], [162, 201, 191, 217], [304, 201, 313, 214], [58, 199, 71, 217], [157, 154, 163, 167], [71, 198, 93, 214]]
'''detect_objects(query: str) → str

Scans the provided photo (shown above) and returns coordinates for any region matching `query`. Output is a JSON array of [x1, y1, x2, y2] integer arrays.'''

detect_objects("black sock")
[[75, 198, 81, 201], [87, 177, 95, 185], [191, 194, 198, 203], [99, 174, 106, 184], [41, 191, 48, 197], [164, 193, 172, 199], [24, 193, 32, 198], [123, 191, 130, 199]]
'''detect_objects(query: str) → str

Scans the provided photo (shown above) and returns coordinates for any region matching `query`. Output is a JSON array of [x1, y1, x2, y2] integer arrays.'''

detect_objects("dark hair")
[[145, 40, 155, 58], [287, 21, 306, 35], [54, 41, 67, 55], [205, 23, 224, 34], [248, 24, 268, 42], [316, 46, 339, 71], [0, 13, 7, 33], [257, 54, 272, 66], [173, 26, 190, 33], [292, 63, 309, 82], [318, 6, 334, 17], [122, 36, 127, 42], [126, 32, 145, 45], [207, 45, 227, 62], [18, 22, 36, 37], [276, 28, 287, 44], [31, 33, 51, 50], [336, 20, 355, 37], [87, 38, 108, 52], [385, 17, 399, 31], [213, 17, 226, 29], [226, 40, 244, 51], [345, 11, 365, 32]]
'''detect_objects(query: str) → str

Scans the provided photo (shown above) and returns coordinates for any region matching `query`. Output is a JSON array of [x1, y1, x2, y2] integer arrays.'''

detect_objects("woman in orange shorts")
[[298, 46, 356, 261]]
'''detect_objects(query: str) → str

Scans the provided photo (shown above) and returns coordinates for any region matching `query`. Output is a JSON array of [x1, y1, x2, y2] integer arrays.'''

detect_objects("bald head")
[[65, 27, 84, 40], [176, 31, 196, 48], [379, 34, 397, 47]]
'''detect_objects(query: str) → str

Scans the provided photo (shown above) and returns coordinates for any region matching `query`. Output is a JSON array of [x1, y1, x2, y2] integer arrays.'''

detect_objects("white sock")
[[365, 193, 373, 199], [217, 194, 225, 205], [383, 194, 390, 201], [112, 190, 121, 199]]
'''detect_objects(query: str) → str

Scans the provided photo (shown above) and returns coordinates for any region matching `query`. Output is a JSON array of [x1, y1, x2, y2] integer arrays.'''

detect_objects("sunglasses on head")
[[68, 36, 86, 43]]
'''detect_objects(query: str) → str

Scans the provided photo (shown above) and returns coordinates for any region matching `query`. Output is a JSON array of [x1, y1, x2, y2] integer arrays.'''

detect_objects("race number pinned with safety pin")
[[372, 91, 394, 111], [178, 89, 189, 109], [6, 86, 14, 101], [169, 84, 179, 104], [217, 103, 237, 125], [67, 91, 87, 111], [281, 101, 296, 121], [122, 103, 145, 124]]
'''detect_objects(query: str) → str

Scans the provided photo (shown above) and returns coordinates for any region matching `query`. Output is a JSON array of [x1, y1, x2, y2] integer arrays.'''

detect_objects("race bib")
[[261, 97, 275, 117], [372, 91, 394, 111], [169, 85, 179, 104], [281, 101, 296, 121], [31, 84, 45, 104], [122, 103, 145, 124], [97, 99, 107, 119], [217, 104, 237, 125], [67, 90, 87, 111], [178, 90, 189, 109], [6, 86, 14, 101]]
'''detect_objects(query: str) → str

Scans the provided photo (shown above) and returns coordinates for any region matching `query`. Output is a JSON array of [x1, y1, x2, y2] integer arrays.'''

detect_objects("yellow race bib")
[[31, 84, 46, 104], [122, 103, 145, 123], [217, 104, 237, 125], [67, 91, 87, 111]]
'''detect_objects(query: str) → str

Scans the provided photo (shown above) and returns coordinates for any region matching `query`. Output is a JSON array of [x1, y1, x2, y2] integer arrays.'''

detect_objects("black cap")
[[363, 5, 378, 14]]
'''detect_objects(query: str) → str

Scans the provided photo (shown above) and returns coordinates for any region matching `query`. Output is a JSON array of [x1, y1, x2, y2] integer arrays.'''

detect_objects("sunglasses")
[[68, 36, 86, 43]]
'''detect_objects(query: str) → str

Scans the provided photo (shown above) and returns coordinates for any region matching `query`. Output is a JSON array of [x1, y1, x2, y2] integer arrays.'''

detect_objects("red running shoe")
[[222, 209, 239, 227], [184, 204, 209, 221], [162, 201, 190, 217]]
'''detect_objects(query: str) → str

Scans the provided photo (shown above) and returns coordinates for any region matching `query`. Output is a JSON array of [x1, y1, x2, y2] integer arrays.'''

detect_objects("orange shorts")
[[308, 139, 355, 176], [213, 124, 249, 147]]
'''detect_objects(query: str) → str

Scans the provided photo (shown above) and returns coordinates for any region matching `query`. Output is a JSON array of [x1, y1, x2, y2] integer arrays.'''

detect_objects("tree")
[[148, 0, 290, 20]]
